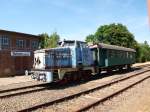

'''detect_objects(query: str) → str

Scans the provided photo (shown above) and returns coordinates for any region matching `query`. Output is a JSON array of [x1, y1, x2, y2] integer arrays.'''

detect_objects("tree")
[[48, 32, 60, 48], [39, 32, 60, 48], [39, 33, 49, 48], [137, 41, 150, 62], [85, 23, 137, 49], [85, 34, 95, 43]]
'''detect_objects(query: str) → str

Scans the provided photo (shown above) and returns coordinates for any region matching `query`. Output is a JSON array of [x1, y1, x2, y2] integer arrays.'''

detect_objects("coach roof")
[[90, 43, 136, 52]]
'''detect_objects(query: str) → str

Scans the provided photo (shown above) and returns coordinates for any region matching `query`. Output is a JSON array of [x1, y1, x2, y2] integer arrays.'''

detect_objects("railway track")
[[76, 74, 150, 112], [18, 66, 150, 112], [0, 82, 52, 99], [0, 64, 148, 99]]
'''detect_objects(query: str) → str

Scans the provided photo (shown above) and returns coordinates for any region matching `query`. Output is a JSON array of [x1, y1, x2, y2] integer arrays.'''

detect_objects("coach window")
[[115, 50, 118, 57], [117, 51, 119, 57], [108, 50, 112, 58], [108, 50, 111, 57], [120, 51, 123, 58], [112, 50, 115, 58], [118, 51, 120, 57], [126, 52, 129, 58], [130, 52, 133, 58], [1, 35, 10, 48], [16, 39, 25, 48], [31, 41, 39, 49], [123, 52, 125, 58]]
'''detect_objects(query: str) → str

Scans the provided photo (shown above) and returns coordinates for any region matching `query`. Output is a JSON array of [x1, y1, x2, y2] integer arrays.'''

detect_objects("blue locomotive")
[[31, 40, 136, 82]]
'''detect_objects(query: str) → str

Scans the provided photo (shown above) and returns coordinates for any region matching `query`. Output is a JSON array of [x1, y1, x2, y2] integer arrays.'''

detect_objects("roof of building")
[[90, 43, 136, 52], [0, 29, 40, 38]]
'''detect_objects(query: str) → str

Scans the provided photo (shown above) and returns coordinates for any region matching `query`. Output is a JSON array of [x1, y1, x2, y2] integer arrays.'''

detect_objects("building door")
[[14, 56, 31, 74], [14, 57, 23, 74], [22, 57, 30, 70]]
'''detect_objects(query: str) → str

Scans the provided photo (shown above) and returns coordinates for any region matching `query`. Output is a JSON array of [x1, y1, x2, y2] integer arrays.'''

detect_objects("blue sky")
[[0, 0, 149, 43]]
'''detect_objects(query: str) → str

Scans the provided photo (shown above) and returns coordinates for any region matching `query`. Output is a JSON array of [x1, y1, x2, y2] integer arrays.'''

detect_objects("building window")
[[31, 41, 38, 49], [0, 35, 10, 48], [16, 39, 25, 48]]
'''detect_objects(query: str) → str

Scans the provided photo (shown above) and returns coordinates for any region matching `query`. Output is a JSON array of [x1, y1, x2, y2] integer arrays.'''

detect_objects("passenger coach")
[[90, 43, 136, 74]]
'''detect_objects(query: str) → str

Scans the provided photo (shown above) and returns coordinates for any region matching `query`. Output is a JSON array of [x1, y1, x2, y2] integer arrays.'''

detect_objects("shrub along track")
[[17, 66, 150, 112]]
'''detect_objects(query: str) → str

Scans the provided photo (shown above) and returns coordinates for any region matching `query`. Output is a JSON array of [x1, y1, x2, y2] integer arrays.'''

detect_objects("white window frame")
[[31, 40, 38, 49], [0, 35, 10, 48], [16, 39, 25, 48]]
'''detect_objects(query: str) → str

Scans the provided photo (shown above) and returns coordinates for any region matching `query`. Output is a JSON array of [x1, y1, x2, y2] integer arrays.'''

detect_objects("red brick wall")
[[0, 30, 39, 77], [0, 51, 15, 77]]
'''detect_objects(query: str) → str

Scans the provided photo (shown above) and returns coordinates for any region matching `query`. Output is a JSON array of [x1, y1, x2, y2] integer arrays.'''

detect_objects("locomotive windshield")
[[59, 40, 75, 47], [59, 40, 87, 48]]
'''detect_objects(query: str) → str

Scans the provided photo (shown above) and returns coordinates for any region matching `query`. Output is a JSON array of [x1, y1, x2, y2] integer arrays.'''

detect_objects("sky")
[[0, 0, 149, 43]]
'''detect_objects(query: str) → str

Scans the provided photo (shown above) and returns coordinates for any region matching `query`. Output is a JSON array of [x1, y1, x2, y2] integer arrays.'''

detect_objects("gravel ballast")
[[87, 78, 150, 112], [37, 71, 150, 112], [0, 65, 149, 112], [0, 69, 147, 112]]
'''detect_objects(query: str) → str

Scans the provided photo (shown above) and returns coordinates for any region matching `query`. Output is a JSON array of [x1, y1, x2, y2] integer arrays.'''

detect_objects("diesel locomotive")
[[31, 40, 136, 83]]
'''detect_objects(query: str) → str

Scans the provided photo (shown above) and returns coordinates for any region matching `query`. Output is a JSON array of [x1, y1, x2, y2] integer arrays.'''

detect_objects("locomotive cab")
[[59, 40, 92, 67]]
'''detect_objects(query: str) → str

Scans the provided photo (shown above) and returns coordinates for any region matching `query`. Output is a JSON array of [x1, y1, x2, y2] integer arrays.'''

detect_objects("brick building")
[[0, 29, 40, 77]]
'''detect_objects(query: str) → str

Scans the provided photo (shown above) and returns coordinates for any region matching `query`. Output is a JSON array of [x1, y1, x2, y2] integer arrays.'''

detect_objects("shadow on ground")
[[41, 67, 142, 90]]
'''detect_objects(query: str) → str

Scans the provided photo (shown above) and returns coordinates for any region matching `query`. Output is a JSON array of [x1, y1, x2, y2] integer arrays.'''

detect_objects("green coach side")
[[90, 43, 136, 68]]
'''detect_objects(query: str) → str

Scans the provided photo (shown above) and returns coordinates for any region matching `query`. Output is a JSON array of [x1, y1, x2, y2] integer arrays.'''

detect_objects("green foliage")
[[39, 33, 49, 48], [86, 23, 137, 49], [136, 41, 150, 62], [85, 34, 95, 43], [39, 32, 60, 48], [48, 32, 60, 48]]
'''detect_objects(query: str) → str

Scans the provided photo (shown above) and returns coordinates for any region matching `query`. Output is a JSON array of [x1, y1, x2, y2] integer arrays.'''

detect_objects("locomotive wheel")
[[59, 78, 68, 84], [98, 68, 101, 75], [73, 74, 78, 81], [107, 69, 112, 74], [127, 65, 131, 70], [82, 70, 91, 80]]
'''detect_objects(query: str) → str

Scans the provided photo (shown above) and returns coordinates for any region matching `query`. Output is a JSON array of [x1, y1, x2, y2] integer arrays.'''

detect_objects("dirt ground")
[[132, 61, 150, 67], [0, 75, 32, 86]]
